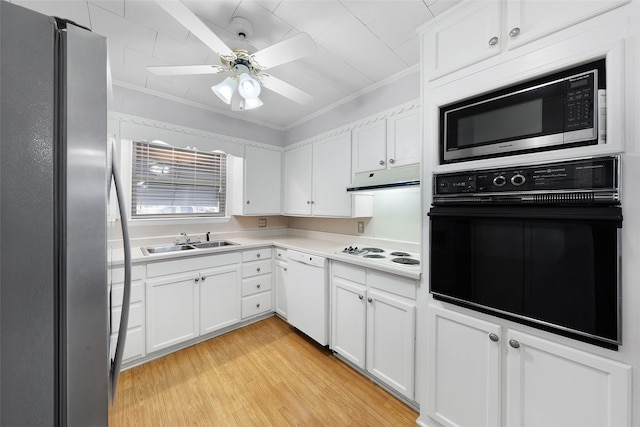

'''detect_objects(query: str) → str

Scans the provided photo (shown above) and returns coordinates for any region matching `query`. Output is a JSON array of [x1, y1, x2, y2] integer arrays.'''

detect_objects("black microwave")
[[440, 59, 606, 163]]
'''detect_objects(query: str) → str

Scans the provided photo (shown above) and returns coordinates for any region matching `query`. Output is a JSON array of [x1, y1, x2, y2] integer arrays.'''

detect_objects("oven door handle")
[[428, 205, 622, 224]]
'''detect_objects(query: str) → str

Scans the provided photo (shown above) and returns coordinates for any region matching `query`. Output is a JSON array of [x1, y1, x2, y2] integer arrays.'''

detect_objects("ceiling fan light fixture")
[[243, 96, 263, 110], [237, 73, 261, 100], [211, 76, 237, 104]]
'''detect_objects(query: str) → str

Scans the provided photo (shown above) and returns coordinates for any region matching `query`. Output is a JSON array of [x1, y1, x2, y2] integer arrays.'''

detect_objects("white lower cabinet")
[[146, 253, 241, 353], [331, 262, 417, 400], [110, 265, 146, 364], [427, 305, 632, 427], [274, 248, 288, 318]]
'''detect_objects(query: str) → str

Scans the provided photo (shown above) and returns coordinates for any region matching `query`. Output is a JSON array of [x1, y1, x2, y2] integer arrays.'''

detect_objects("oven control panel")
[[433, 156, 619, 203]]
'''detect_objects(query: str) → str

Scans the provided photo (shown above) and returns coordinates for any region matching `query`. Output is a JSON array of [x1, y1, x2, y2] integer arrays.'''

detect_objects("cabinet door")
[[366, 289, 416, 399], [423, 0, 501, 80], [427, 305, 501, 427], [352, 120, 387, 172], [312, 134, 352, 217], [199, 265, 241, 335], [506, 0, 629, 50], [275, 260, 288, 318], [146, 273, 199, 353], [331, 277, 366, 369], [244, 146, 282, 215], [283, 145, 312, 215], [387, 108, 421, 168], [505, 329, 631, 427]]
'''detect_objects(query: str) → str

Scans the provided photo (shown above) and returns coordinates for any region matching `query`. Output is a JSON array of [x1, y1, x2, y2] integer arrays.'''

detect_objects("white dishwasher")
[[286, 250, 328, 346]]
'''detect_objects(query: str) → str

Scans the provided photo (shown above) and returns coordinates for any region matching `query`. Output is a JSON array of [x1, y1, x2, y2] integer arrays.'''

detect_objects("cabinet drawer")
[[242, 248, 272, 262], [242, 259, 272, 278], [111, 301, 143, 332], [147, 252, 240, 278], [367, 270, 417, 300], [274, 248, 288, 261], [111, 265, 144, 284], [242, 292, 272, 318], [332, 261, 366, 284], [111, 280, 143, 306], [242, 275, 273, 297], [110, 326, 144, 362]]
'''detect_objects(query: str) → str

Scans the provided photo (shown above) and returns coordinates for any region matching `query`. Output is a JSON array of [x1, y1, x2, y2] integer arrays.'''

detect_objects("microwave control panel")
[[433, 156, 618, 200]]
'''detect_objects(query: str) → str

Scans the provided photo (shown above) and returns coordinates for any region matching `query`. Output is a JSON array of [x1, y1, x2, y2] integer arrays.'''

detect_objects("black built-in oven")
[[429, 156, 622, 349]]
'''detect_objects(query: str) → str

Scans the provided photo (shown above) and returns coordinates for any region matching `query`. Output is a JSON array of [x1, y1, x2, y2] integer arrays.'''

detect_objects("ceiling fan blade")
[[260, 74, 313, 105], [251, 33, 316, 70], [147, 64, 226, 76], [155, 1, 235, 60]]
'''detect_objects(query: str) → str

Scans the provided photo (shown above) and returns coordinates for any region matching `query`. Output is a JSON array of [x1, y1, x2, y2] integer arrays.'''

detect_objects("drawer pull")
[[358, 294, 364, 300], [257, 253, 261, 258], [256, 303, 261, 308], [256, 284, 261, 289], [257, 267, 261, 273]]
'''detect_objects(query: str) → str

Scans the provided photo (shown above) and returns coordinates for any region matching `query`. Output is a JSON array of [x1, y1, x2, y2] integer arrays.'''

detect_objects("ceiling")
[[10, 0, 460, 130]]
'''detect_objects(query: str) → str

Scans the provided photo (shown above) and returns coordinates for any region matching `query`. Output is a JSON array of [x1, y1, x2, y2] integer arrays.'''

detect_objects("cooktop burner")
[[390, 251, 411, 257], [361, 247, 384, 253], [392, 258, 420, 265], [364, 254, 386, 259]]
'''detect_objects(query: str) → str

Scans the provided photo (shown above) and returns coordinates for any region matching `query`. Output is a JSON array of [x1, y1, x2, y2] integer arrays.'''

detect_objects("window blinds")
[[131, 141, 227, 217]]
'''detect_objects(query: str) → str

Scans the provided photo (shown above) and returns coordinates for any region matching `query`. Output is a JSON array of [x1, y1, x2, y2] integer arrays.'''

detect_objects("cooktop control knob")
[[493, 175, 507, 187], [511, 173, 526, 186]]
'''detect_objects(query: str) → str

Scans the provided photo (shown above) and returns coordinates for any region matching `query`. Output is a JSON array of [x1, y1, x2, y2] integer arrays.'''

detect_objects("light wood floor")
[[109, 316, 418, 426]]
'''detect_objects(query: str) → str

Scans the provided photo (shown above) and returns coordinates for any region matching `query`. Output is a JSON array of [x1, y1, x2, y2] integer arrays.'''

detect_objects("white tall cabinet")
[[231, 145, 282, 215], [420, 1, 636, 426]]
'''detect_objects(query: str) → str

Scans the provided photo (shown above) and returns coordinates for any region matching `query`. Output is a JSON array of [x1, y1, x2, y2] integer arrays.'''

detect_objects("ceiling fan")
[[147, 1, 317, 111]]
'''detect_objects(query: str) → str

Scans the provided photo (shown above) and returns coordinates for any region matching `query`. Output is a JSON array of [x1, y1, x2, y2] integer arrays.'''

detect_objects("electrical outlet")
[[258, 218, 267, 228], [357, 221, 364, 233]]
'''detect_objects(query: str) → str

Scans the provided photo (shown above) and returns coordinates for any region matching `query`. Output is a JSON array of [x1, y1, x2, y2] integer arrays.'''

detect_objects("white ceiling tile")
[[273, 1, 350, 40], [365, 1, 432, 49], [392, 36, 420, 67], [124, 0, 190, 43], [89, 0, 124, 17], [152, 32, 211, 65], [89, 3, 157, 55], [427, 0, 463, 16], [11, 1, 91, 27], [182, 0, 241, 31]]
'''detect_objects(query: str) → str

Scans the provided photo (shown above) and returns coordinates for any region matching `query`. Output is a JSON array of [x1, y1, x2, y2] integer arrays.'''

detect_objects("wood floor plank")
[[109, 316, 418, 426]]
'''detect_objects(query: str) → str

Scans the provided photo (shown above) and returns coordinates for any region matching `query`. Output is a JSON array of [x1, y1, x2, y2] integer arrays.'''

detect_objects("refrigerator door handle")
[[109, 143, 132, 402]]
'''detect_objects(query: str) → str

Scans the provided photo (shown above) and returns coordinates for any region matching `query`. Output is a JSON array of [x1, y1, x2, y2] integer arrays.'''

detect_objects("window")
[[131, 141, 226, 218]]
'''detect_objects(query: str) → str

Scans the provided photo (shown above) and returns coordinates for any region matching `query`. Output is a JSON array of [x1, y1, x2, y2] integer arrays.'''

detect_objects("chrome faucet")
[[174, 232, 191, 245]]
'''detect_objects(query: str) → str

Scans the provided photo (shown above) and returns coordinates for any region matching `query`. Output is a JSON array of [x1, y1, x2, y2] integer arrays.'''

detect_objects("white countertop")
[[110, 232, 422, 280]]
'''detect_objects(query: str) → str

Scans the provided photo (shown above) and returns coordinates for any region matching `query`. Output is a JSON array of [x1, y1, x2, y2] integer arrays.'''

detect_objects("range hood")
[[347, 164, 420, 192]]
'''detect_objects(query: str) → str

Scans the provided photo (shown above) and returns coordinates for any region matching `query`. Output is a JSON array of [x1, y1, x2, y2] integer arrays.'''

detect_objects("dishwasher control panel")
[[287, 250, 326, 267]]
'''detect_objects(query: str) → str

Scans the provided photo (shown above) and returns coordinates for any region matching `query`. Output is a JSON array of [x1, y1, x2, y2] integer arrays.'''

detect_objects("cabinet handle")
[[379, 160, 385, 165], [307, 200, 311, 204], [194, 277, 200, 282], [509, 27, 520, 37], [257, 284, 261, 289], [489, 333, 499, 342], [256, 267, 261, 272], [367, 297, 373, 303], [284, 268, 288, 272], [257, 253, 261, 258], [388, 158, 395, 164], [488, 36, 499, 46], [509, 339, 520, 349], [256, 303, 261, 308], [246, 200, 250, 204], [200, 275, 206, 282], [358, 294, 364, 300]]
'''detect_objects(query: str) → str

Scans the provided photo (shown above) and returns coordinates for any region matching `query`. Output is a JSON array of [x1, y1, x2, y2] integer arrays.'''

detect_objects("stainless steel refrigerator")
[[1, 2, 131, 425]]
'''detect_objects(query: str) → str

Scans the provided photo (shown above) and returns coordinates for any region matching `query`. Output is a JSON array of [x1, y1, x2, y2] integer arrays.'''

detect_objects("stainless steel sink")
[[141, 245, 196, 255], [191, 240, 238, 249], [141, 240, 238, 255]]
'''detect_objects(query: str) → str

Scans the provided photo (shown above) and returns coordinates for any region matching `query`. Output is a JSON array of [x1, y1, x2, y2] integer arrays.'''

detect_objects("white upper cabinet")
[[231, 146, 282, 215], [352, 107, 421, 173], [422, 0, 628, 80], [284, 135, 372, 217]]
